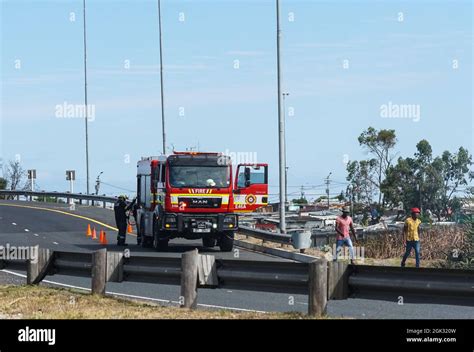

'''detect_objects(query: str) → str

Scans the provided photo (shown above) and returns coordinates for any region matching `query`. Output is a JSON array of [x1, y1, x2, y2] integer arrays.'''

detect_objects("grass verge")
[[0, 284, 313, 319]]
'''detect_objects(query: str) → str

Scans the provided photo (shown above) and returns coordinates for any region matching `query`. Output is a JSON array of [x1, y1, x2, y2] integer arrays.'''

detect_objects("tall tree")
[[382, 141, 472, 219], [5, 160, 26, 191], [346, 159, 378, 207], [357, 127, 397, 205], [439, 147, 472, 210], [0, 177, 6, 190]]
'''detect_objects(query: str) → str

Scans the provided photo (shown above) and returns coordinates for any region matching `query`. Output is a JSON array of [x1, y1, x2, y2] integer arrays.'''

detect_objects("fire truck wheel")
[[141, 236, 153, 248], [202, 237, 217, 248], [154, 236, 169, 251], [218, 232, 234, 252]]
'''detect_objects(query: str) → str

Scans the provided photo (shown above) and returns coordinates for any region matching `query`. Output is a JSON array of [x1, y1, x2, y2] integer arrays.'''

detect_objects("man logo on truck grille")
[[245, 194, 256, 205]]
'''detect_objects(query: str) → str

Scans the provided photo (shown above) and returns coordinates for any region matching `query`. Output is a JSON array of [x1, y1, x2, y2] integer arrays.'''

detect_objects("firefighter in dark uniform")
[[114, 195, 134, 246]]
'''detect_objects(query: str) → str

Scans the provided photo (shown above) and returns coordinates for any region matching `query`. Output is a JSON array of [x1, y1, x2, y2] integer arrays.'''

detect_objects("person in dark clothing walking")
[[114, 195, 134, 246]]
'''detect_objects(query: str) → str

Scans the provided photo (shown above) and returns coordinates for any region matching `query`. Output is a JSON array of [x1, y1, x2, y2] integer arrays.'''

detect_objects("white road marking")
[[0, 269, 268, 314], [53, 242, 59, 245], [34, 234, 39, 237], [12, 222, 17, 225], [24, 229, 29, 232], [296, 301, 308, 306]]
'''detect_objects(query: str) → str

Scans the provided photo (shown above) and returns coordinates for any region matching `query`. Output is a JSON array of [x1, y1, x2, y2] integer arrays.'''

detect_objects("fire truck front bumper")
[[162, 213, 238, 235]]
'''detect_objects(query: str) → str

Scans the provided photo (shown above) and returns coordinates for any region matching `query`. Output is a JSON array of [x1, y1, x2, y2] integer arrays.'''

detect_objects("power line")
[[100, 181, 135, 193]]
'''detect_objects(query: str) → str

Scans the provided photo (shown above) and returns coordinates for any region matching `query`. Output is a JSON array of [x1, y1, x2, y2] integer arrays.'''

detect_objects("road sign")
[[66, 170, 76, 181], [27, 169, 36, 179]]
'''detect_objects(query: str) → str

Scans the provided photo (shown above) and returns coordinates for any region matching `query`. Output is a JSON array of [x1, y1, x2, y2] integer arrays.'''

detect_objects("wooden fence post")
[[180, 249, 199, 308], [27, 246, 53, 285], [91, 248, 107, 295], [308, 258, 328, 317]]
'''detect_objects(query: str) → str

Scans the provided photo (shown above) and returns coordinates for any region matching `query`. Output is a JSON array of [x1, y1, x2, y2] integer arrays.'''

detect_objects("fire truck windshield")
[[169, 165, 230, 188]]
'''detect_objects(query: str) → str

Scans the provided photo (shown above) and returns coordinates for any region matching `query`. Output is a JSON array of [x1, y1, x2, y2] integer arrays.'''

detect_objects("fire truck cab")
[[136, 152, 268, 251]]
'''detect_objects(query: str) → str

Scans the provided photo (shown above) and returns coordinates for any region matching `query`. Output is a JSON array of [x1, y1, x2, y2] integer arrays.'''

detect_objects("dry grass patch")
[[0, 285, 313, 319]]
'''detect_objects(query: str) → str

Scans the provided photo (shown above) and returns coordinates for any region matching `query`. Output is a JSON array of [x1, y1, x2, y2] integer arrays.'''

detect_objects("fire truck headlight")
[[212, 223, 217, 229], [223, 215, 237, 227], [164, 215, 177, 228]]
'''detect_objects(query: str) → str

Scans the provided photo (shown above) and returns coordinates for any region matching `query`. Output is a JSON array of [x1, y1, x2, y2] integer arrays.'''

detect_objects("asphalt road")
[[1, 200, 474, 318]]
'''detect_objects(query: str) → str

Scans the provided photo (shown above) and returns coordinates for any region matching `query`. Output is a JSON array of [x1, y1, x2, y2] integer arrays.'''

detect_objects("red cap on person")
[[411, 207, 421, 213]]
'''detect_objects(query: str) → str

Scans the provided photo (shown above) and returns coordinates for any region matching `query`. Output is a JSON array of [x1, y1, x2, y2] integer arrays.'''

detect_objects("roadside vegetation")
[[0, 285, 312, 319]]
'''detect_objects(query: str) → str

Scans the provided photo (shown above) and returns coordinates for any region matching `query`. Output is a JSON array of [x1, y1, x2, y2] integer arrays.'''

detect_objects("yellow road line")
[[0, 202, 119, 232]]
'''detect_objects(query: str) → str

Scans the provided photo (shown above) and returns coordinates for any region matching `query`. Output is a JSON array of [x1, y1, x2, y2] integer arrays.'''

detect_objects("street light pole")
[[283, 92, 289, 211], [285, 166, 289, 208], [276, 0, 286, 234], [82, 0, 90, 196], [158, 0, 166, 155]]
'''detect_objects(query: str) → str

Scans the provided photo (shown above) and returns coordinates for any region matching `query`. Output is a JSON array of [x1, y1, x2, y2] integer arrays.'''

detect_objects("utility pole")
[[285, 166, 289, 209], [158, 0, 166, 155], [283, 92, 290, 212], [325, 172, 332, 210], [82, 0, 90, 196], [276, 0, 286, 234], [282, 93, 289, 115], [349, 184, 354, 217], [95, 171, 103, 195]]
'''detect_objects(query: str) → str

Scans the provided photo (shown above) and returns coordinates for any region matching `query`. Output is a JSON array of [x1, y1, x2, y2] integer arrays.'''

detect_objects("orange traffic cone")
[[86, 224, 92, 237], [100, 231, 108, 245], [99, 230, 103, 243], [127, 223, 133, 233], [92, 227, 97, 240]]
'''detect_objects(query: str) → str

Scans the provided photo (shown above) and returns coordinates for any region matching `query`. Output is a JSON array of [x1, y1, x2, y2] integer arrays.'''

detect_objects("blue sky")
[[1, 0, 472, 200]]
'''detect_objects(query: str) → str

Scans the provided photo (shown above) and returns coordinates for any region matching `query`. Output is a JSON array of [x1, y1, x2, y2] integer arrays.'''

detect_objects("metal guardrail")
[[1, 246, 329, 315], [239, 225, 422, 248], [123, 256, 182, 285], [53, 251, 93, 277], [1, 246, 473, 316], [349, 265, 474, 298], [0, 259, 28, 271], [216, 259, 308, 294], [0, 190, 119, 206], [238, 226, 292, 245]]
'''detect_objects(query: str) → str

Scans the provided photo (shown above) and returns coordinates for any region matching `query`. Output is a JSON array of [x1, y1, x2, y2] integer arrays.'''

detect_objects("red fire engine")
[[136, 152, 268, 251]]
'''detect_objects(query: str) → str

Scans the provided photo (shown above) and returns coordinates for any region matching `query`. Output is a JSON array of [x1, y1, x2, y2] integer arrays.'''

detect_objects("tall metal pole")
[[276, 0, 286, 233], [82, 0, 90, 195], [283, 92, 289, 210], [285, 166, 288, 208], [158, 0, 166, 155], [325, 172, 331, 210]]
